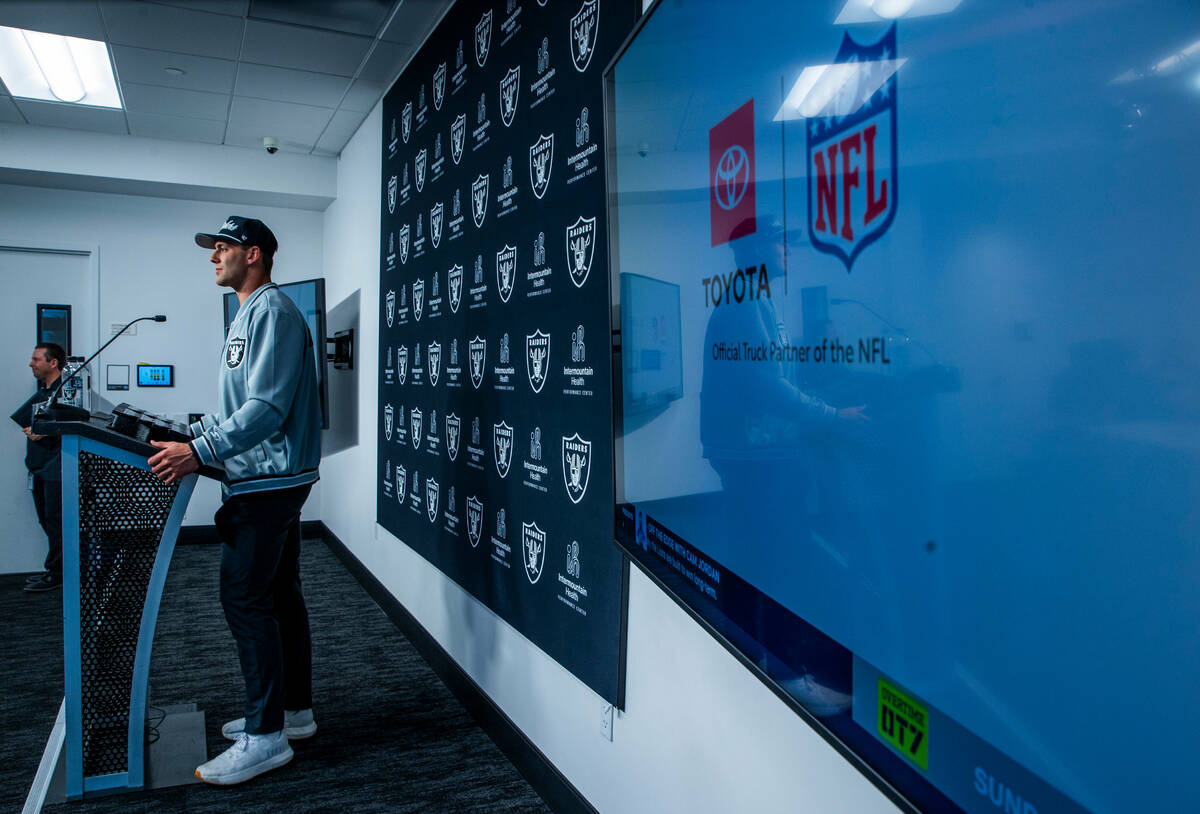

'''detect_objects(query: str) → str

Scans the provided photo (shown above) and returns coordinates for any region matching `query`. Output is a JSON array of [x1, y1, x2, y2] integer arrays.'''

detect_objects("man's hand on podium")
[[149, 441, 200, 484]]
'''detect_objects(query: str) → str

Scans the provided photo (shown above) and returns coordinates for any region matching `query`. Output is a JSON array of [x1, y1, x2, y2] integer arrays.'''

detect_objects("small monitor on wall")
[[136, 364, 173, 387]]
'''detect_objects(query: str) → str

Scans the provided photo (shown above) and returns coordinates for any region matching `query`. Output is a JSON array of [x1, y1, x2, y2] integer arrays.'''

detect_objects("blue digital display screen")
[[610, 2, 1200, 812], [136, 364, 173, 387]]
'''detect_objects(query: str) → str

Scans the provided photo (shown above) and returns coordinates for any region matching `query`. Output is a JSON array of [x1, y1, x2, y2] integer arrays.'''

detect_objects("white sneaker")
[[195, 731, 293, 785], [222, 708, 317, 741]]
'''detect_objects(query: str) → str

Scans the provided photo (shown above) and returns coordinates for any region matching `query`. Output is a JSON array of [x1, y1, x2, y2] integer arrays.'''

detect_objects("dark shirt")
[[10, 380, 61, 481]]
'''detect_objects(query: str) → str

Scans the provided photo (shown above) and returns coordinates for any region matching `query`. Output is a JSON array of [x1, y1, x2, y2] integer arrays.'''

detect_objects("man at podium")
[[147, 216, 322, 786]]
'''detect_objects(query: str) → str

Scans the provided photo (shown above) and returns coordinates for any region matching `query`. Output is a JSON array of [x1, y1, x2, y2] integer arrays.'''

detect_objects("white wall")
[[0, 183, 324, 526], [320, 104, 899, 814]]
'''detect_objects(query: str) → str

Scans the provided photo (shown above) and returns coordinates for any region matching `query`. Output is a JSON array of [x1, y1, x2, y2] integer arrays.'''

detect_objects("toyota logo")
[[713, 145, 750, 210]]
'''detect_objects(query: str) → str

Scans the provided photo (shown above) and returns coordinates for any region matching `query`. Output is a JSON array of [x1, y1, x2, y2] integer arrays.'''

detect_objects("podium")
[[28, 405, 223, 803]]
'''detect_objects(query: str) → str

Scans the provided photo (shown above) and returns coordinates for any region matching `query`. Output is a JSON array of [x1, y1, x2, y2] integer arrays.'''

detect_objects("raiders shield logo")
[[529, 133, 554, 200], [397, 345, 408, 385], [446, 413, 461, 461], [426, 477, 439, 523], [383, 403, 394, 441], [226, 337, 247, 368], [387, 175, 397, 214], [395, 464, 406, 502], [402, 101, 412, 143], [411, 407, 423, 449], [434, 63, 446, 111], [569, 0, 600, 73], [399, 223, 410, 264], [385, 290, 395, 328], [448, 264, 463, 313], [451, 114, 466, 165], [500, 67, 520, 128], [496, 245, 516, 303], [522, 522, 547, 584], [428, 341, 441, 387], [466, 496, 483, 547], [415, 148, 427, 193], [431, 202, 443, 249], [471, 174, 489, 227], [493, 421, 513, 478], [475, 10, 492, 67], [562, 433, 592, 504], [525, 330, 550, 394], [566, 215, 596, 287], [413, 278, 424, 322], [469, 336, 486, 389]]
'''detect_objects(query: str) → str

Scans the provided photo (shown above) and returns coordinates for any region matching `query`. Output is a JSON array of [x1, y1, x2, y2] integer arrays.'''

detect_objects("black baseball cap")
[[195, 215, 278, 257]]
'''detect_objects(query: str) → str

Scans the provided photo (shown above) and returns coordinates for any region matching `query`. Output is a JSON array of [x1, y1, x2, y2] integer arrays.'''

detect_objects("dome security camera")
[[263, 137, 280, 155]]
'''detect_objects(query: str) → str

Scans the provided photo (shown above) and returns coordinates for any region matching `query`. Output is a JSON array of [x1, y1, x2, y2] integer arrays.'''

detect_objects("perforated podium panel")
[[61, 434, 196, 799]]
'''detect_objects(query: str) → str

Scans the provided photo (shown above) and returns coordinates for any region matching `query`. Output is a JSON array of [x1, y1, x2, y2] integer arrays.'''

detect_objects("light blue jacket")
[[190, 283, 321, 497]]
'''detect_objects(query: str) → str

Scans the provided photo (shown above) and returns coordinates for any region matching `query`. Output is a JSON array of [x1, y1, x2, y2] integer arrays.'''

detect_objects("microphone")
[[43, 314, 168, 421]]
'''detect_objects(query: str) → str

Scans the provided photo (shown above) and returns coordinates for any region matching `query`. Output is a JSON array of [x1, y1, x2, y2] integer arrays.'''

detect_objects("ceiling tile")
[[380, 0, 450, 45], [241, 19, 372, 77], [111, 46, 238, 94], [357, 41, 414, 85], [341, 79, 385, 113], [150, 0, 249, 16], [126, 111, 226, 143], [235, 63, 350, 109], [248, 0, 391, 38], [0, 1, 108, 40], [225, 96, 335, 151], [121, 82, 230, 120], [100, 1, 244, 60], [16, 100, 129, 134], [316, 107, 367, 153], [0, 96, 26, 124]]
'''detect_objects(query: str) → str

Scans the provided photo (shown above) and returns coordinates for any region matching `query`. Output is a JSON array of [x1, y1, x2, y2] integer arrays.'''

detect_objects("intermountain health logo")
[[709, 99, 756, 247]]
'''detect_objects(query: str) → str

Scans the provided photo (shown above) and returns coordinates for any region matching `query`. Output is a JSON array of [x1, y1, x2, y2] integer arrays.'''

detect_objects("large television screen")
[[609, 2, 1200, 812], [224, 278, 329, 429]]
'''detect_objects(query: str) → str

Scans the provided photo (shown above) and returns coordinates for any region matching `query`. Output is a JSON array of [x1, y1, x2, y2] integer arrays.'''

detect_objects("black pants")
[[31, 476, 62, 577], [215, 484, 313, 735]]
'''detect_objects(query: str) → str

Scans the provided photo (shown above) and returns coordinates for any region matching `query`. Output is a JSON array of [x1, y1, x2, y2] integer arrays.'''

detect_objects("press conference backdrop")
[[377, 0, 637, 705], [611, 1, 1200, 812]]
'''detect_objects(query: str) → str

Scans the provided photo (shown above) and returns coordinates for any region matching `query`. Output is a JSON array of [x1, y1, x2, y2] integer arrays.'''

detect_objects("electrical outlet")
[[600, 704, 613, 742]]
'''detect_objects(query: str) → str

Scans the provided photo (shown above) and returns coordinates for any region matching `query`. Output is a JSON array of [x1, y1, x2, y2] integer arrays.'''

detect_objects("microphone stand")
[[42, 315, 167, 422]]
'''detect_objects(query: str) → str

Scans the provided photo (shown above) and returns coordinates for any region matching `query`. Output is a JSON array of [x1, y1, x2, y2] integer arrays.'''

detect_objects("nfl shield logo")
[[383, 403, 394, 441], [496, 245, 516, 303], [565, 216, 596, 287], [426, 477, 439, 523], [402, 101, 412, 143], [387, 175, 397, 214], [415, 148, 427, 193], [522, 522, 546, 584], [569, 0, 600, 73], [428, 341, 441, 387], [525, 330, 550, 394], [500, 67, 520, 128], [451, 114, 466, 165], [411, 407, 423, 449], [469, 336, 486, 389], [475, 10, 492, 67], [807, 25, 899, 271], [395, 464, 406, 502], [493, 421, 513, 478], [434, 63, 446, 110], [385, 289, 395, 328], [471, 174, 489, 227], [466, 496, 483, 547], [446, 413, 461, 461], [529, 133, 554, 200], [399, 223, 410, 264], [397, 345, 408, 384], [413, 278, 424, 322], [448, 264, 463, 313], [561, 433, 592, 504], [431, 202, 443, 248]]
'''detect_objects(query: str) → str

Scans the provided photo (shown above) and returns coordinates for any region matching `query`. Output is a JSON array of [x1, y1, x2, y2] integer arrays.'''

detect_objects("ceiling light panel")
[[0, 25, 121, 107]]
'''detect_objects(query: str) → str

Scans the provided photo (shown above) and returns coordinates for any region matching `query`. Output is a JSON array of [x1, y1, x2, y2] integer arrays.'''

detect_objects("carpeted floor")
[[0, 538, 552, 813]]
